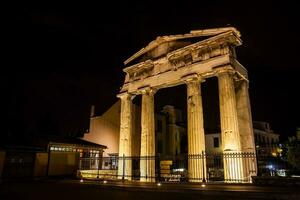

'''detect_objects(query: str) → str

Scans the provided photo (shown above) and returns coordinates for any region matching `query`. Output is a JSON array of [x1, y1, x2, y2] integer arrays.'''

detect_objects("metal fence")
[[78, 152, 259, 183]]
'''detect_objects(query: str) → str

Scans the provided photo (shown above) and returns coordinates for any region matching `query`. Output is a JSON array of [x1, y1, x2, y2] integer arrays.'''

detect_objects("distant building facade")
[[253, 121, 280, 157], [205, 121, 280, 155], [253, 121, 279, 146]]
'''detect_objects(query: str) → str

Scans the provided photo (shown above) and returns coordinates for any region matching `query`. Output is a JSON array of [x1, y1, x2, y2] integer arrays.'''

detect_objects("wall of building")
[[33, 152, 48, 177], [2, 151, 35, 178], [83, 101, 121, 157], [48, 152, 79, 176], [82, 100, 142, 157], [205, 133, 222, 153]]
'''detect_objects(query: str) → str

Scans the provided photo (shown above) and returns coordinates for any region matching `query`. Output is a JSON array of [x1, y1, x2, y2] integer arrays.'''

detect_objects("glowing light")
[[157, 182, 162, 186], [173, 168, 185, 172], [267, 165, 273, 170], [80, 179, 84, 183], [272, 152, 277, 157], [103, 180, 107, 184], [201, 184, 206, 187]]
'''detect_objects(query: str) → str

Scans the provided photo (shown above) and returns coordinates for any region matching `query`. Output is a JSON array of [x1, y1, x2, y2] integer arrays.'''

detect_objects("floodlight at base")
[[157, 182, 162, 186], [201, 184, 206, 187], [103, 180, 107, 184], [80, 179, 84, 183]]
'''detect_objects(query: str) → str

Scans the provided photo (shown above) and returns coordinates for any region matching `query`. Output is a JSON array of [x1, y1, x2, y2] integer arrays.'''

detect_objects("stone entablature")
[[121, 30, 246, 94], [124, 27, 241, 65]]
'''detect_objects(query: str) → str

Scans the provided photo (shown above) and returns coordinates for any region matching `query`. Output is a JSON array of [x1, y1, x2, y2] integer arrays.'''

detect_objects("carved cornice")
[[167, 31, 241, 59], [123, 60, 154, 82], [166, 31, 240, 72], [123, 60, 154, 74]]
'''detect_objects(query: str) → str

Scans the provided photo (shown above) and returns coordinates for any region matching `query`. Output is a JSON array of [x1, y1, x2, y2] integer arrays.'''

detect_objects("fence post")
[[202, 150, 206, 183], [122, 154, 125, 180], [97, 157, 100, 179], [157, 154, 161, 182]]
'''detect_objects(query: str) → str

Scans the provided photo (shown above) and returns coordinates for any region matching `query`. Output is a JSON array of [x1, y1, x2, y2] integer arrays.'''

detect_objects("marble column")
[[217, 67, 243, 182], [236, 80, 257, 181], [184, 74, 206, 182], [140, 88, 156, 182], [236, 80, 255, 153], [117, 92, 133, 180]]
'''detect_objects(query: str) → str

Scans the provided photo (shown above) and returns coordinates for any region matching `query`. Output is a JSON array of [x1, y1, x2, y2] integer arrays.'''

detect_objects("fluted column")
[[117, 92, 134, 180], [140, 88, 156, 182], [217, 67, 243, 182], [184, 74, 206, 182], [236, 80, 257, 181], [236, 80, 255, 153]]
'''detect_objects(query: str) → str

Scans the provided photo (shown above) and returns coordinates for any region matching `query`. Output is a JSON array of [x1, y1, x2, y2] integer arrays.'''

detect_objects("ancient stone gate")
[[117, 27, 257, 183]]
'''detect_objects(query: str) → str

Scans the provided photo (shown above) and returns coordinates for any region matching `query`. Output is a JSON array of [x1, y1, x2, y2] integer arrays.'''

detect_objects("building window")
[[213, 137, 219, 148]]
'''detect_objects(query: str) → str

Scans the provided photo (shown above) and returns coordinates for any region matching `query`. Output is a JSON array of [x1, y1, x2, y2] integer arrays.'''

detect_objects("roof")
[[0, 135, 107, 151], [124, 27, 240, 65], [48, 137, 107, 149]]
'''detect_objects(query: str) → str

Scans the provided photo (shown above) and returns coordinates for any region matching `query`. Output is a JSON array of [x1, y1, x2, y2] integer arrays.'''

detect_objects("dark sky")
[[2, 1, 300, 141]]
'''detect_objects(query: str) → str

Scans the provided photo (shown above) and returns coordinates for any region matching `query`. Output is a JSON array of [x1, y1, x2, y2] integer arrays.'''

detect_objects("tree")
[[286, 136, 300, 171]]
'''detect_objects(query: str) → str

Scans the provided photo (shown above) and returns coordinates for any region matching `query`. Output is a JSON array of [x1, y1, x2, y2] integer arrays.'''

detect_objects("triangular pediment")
[[124, 27, 240, 65]]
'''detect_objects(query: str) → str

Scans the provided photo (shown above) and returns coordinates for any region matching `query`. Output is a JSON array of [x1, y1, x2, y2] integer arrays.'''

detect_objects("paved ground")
[[0, 178, 299, 200]]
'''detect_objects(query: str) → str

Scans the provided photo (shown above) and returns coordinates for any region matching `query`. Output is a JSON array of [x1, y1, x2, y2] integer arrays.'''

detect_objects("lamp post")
[[202, 151, 206, 183], [255, 145, 260, 176], [122, 154, 125, 180], [97, 156, 100, 179]]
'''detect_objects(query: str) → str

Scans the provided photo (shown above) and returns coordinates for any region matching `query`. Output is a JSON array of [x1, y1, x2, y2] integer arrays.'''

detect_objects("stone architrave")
[[183, 74, 207, 182], [117, 92, 134, 180], [139, 87, 156, 182]]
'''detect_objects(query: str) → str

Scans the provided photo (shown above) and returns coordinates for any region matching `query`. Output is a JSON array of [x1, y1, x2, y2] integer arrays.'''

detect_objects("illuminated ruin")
[[118, 27, 257, 182]]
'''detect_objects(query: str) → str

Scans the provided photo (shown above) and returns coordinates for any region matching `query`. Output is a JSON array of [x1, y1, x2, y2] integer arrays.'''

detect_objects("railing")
[[78, 152, 260, 183]]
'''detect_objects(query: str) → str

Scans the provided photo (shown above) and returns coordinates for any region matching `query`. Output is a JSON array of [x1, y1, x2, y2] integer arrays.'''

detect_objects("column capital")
[[117, 92, 135, 100], [136, 86, 157, 96], [214, 65, 236, 77], [181, 73, 204, 84]]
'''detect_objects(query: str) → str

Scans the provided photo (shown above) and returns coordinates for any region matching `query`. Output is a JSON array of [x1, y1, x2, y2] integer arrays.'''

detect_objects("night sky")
[[2, 1, 299, 142]]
